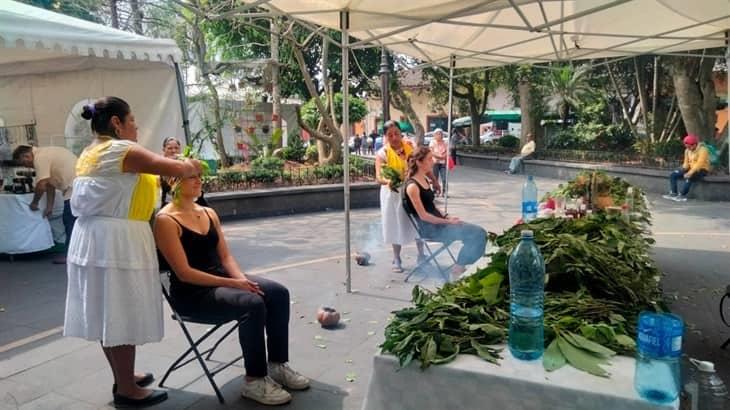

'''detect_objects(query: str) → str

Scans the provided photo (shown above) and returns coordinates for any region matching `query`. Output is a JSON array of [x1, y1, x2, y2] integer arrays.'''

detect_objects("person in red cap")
[[662, 134, 711, 201]]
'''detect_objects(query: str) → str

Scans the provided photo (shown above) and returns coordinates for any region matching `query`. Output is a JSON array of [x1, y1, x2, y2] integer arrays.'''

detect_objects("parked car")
[[480, 131, 500, 144]]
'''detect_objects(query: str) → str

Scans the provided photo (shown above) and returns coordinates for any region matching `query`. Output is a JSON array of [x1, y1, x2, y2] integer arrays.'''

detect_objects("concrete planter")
[[205, 182, 380, 220], [457, 152, 730, 202]]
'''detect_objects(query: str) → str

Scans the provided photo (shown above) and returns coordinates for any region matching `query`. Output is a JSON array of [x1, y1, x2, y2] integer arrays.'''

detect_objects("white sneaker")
[[674, 195, 688, 202], [662, 193, 677, 200], [268, 362, 310, 390], [241, 376, 292, 405]]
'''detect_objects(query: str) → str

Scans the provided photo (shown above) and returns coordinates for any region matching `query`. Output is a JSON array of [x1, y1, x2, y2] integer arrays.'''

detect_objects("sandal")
[[392, 260, 404, 273]]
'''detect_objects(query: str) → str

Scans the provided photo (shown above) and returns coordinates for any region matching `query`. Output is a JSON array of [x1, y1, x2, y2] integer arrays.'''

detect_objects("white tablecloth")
[[0, 193, 65, 254], [362, 352, 679, 410]]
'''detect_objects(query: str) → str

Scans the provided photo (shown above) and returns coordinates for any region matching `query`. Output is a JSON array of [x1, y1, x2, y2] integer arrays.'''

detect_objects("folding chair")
[[158, 271, 245, 403]]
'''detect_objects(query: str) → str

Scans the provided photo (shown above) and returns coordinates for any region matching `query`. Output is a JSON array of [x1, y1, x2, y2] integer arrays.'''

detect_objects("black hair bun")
[[81, 105, 95, 120]]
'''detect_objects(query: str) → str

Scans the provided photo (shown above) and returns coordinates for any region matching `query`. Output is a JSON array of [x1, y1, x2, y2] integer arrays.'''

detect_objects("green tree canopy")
[[300, 93, 367, 129]]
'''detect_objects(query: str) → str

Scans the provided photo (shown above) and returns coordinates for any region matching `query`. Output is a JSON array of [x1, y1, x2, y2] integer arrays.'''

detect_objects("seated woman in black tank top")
[[403, 146, 487, 280], [154, 172, 309, 406]]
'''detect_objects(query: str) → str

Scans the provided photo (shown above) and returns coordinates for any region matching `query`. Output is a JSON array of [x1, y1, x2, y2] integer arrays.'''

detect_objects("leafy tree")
[[17, 0, 104, 22], [548, 64, 598, 127], [300, 93, 367, 129]]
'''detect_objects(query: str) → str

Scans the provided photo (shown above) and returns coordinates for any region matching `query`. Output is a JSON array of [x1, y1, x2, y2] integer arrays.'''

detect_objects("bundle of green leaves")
[[381, 166, 402, 192], [381, 175, 665, 377]]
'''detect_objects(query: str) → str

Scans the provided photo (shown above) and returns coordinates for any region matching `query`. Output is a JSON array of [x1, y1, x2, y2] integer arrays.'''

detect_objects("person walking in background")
[[354, 133, 362, 155], [369, 130, 378, 155], [662, 134, 711, 202], [505, 133, 536, 175], [63, 96, 202, 408], [428, 129, 448, 196], [13, 144, 78, 264]]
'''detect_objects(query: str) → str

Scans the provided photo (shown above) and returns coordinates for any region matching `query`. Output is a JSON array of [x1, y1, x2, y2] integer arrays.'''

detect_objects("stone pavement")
[[1, 166, 729, 409]]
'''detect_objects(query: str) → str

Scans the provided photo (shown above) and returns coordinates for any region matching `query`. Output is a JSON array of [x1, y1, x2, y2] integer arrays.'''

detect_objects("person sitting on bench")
[[505, 133, 535, 174], [403, 146, 487, 280], [154, 171, 309, 406]]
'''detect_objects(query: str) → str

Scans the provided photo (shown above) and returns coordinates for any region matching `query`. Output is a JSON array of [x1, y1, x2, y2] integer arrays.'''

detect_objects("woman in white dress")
[[375, 121, 441, 272], [64, 96, 201, 407]]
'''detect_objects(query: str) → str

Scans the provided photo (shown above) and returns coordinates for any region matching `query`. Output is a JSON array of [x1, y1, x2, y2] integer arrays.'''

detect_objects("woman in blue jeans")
[[403, 146, 487, 280]]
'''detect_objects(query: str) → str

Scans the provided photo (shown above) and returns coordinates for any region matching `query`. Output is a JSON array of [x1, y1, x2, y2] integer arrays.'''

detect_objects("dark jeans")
[[669, 169, 706, 196], [420, 221, 487, 266], [432, 163, 446, 191], [172, 277, 290, 377], [62, 199, 76, 253]]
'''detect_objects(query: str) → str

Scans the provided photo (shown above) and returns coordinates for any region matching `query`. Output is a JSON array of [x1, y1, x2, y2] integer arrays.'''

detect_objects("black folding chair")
[[401, 185, 457, 283], [158, 272, 245, 403]]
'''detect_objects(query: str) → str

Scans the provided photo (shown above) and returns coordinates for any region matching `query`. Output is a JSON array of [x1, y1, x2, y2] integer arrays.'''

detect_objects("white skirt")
[[64, 217, 163, 346], [380, 185, 417, 246]]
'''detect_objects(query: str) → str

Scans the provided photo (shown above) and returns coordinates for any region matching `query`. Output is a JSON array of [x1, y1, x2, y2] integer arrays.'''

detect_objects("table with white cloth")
[[362, 351, 678, 410], [0, 192, 65, 254]]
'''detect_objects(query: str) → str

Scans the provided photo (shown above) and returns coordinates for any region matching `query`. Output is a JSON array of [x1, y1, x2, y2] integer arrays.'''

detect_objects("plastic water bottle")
[[686, 359, 729, 410], [508, 230, 545, 361], [522, 175, 538, 222], [634, 312, 683, 404], [623, 187, 634, 221]]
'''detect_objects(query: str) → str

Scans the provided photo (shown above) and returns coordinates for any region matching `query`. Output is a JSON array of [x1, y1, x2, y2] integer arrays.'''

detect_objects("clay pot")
[[317, 307, 341, 328], [355, 252, 370, 266], [594, 195, 613, 209]]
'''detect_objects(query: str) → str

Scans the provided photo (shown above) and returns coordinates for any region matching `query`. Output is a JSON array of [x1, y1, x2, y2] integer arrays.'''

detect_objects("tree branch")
[[296, 106, 333, 144]]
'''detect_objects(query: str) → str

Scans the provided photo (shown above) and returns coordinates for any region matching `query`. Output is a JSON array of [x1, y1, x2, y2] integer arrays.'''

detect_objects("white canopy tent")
[[246, 0, 730, 292], [0, 0, 187, 152]]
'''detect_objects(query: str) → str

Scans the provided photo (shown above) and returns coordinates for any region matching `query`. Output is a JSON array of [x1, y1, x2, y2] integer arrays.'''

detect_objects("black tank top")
[[158, 210, 225, 299], [403, 178, 443, 220]]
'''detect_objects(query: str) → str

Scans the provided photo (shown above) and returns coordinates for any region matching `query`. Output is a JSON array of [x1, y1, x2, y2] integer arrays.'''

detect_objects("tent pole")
[[726, 30, 729, 175], [341, 10, 352, 293], [174, 62, 191, 145], [444, 55, 455, 214]]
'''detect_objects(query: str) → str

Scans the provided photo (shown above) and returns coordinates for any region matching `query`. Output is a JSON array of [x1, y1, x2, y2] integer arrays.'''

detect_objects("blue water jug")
[[634, 312, 683, 404], [508, 230, 545, 360]]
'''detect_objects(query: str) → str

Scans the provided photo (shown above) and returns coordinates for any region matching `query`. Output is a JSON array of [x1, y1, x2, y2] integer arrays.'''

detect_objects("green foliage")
[[19, 0, 103, 22], [313, 164, 344, 179], [349, 155, 367, 173], [547, 124, 635, 151], [300, 93, 368, 128], [305, 144, 319, 162], [382, 174, 662, 376], [281, 134, 307, 162], [650, 138, 685, 159], [251, 156, 285, 172], [548, 64, 602, 123], [498, 135, 520, 149], [459, 145, 518, 155]]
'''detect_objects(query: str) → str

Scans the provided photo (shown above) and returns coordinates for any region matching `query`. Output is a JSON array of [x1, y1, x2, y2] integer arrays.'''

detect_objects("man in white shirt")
[[505, 133, 535, 174], [13, 145, 78, 263]]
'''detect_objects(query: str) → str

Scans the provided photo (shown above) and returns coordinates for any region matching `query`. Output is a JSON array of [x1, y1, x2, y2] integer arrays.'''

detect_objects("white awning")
[[255, 0, 729, 67], [0, 0, 182, 66]]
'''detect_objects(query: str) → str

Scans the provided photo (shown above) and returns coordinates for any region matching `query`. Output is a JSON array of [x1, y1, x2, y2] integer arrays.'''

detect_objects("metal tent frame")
[[231, 0, 729, 292]]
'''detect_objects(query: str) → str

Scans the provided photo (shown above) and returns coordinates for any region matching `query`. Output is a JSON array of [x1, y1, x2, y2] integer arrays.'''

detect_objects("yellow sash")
[[384, 143, 413, 179]]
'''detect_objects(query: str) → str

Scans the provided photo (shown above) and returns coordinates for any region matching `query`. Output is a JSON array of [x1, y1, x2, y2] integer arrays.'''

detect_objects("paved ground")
[[1, 166, 729, 409]]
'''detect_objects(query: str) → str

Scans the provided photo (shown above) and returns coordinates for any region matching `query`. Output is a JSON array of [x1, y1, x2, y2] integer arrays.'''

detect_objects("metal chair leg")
[[206, 321, 241, 360]]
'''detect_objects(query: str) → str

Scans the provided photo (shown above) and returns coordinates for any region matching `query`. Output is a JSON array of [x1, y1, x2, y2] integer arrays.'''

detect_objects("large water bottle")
[[634, 312, 683, 404], [522, 175, 538, 222], [686, 359, 729, 410], [508, 230, 545, 361]]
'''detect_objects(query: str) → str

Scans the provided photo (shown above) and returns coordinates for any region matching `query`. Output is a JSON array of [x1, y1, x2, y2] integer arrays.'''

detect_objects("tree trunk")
[[468, 98, 481, 146], [204, 76, 230, 167], [110, 0, 119, 29], [518, 79, 533, 145], [671, 56, 717, 140], [129, 0, 143, 34], [633, 57, 650, 136], [606, 62, 639, 139], [391, 80, 425, 146], [270, 18, 282, 146]]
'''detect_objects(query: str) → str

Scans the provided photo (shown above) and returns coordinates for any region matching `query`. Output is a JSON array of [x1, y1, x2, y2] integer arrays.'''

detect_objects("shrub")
[[652, 138, 685, 160], [314, 164, 344, 179], [217, 170, 244, 184], [498, 135, 520, 148], [349, 155, 366, 173], [251, 156, 284, 172], [281, 135, 307, 162], [547, 124, 635, 152], [305, 144, 319, 162]]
